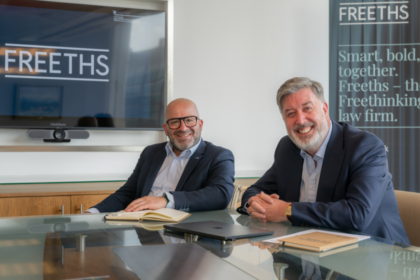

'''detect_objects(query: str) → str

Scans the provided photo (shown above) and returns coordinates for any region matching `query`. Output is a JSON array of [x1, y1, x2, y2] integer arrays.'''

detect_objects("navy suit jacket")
[[95, 140, 235, 212], [241, 121, 410, 244]]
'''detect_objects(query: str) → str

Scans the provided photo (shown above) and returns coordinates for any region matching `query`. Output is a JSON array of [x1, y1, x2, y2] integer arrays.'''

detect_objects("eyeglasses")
[[166, 116, 199, 129]]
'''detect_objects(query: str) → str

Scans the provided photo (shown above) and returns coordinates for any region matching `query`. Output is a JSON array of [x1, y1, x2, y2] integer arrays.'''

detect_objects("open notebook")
[[104, 208, 191, 222]]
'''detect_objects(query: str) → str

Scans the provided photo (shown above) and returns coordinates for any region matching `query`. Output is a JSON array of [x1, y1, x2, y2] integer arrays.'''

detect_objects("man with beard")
[[87, 98, 234, 213], [239, 77, 409, 244]]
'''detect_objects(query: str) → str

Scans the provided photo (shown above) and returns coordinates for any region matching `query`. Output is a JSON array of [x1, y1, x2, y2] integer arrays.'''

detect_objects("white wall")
[[0, 0, 329, 183], [0, 129, 162, 183], [173, 0, 329, 177]]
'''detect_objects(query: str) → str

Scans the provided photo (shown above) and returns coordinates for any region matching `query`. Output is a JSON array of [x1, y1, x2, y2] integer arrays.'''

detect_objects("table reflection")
[[0, 210, 417, 280]]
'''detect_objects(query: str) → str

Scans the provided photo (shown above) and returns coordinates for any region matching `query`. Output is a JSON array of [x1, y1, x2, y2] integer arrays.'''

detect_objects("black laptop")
[[164, 221, 274, 241]]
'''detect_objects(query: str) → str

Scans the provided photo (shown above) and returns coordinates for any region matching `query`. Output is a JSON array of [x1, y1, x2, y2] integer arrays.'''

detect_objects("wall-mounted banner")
[[329, 0, 420, 192]]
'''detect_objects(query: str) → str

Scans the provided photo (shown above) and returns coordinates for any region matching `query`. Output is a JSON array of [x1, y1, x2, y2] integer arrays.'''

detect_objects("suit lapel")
[[175, 140, 206, 191], [316, 121, 346, 203], [284, 143, 304, 202], [141, 148, 167, 197]]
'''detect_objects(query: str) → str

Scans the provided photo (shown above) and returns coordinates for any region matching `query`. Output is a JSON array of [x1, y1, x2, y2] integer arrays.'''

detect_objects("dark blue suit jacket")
[[241, 121, 410, 244], [95, 140, 235, 212]]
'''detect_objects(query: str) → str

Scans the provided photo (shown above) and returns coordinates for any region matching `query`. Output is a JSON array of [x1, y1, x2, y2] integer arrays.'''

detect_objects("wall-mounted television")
[[0, 0, 166, 130]]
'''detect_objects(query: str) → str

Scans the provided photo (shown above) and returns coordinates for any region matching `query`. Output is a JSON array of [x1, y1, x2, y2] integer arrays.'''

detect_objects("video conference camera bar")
[[27, 129, 90, 143]]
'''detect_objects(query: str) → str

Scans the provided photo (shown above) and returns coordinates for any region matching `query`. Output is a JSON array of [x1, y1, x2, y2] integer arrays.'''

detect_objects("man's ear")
[[163, 123, 168, 136], [322, 102, 329, 116]]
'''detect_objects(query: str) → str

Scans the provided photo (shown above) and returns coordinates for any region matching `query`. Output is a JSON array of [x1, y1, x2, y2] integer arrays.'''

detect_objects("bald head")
[[165, 98, 200, 121]]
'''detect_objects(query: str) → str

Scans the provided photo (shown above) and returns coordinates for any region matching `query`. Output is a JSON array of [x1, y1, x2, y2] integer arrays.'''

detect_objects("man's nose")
[[296, 111, 306, 125], [178, 119, 188, 130]]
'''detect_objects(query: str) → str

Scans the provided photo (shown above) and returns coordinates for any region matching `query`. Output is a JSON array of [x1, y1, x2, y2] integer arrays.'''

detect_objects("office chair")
[[394, 190, 420, 247], [227, 184, 244, 209]]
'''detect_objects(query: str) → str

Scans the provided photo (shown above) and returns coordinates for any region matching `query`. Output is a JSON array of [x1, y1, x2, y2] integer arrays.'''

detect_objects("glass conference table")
[[0, 209, 418, 280]]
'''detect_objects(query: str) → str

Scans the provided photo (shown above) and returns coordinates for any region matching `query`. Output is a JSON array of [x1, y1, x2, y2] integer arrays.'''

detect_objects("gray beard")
[[289, 121, 329, 153], [170, 133, 201, 152]]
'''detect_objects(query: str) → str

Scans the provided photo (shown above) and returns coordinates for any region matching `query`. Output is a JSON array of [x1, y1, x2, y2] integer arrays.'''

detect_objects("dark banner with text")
[[329, 0, 420, 192]]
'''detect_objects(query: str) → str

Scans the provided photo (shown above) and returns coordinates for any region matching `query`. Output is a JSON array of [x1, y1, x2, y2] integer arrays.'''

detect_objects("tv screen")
[[0, 0, 166, 130]]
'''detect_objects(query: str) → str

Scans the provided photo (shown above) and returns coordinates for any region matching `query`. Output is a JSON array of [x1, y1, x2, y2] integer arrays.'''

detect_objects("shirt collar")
[[300, 120, 333, 160], [166, 138, 202, 158]]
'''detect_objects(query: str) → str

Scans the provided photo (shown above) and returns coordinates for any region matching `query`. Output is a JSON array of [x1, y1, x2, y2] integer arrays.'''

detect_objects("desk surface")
[[0, 209, 417, 280]]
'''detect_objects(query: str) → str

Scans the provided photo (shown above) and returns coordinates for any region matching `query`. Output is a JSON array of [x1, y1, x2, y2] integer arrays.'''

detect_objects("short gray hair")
[[276, 77, 325, 113]]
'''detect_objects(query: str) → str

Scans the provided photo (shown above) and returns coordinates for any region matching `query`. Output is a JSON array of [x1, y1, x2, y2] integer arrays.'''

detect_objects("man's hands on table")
[[247, 192, 290, 223], [125, 196, 167, 212]]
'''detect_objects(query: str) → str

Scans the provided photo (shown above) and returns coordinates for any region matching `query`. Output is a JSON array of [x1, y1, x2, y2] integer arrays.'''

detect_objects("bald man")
[[87, 98, 235, 213]]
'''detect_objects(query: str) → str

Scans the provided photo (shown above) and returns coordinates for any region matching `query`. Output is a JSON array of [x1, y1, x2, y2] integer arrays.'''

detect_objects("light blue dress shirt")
[[87, 139, 201, 213], [299, 121, 332, 203], [149, 138, 202, 208]]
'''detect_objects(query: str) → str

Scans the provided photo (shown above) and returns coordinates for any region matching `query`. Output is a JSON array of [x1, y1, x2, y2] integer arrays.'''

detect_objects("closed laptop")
[[164, 221, 274, 241]]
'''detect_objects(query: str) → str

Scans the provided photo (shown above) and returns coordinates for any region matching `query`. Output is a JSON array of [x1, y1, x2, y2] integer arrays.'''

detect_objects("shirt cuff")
[[85, 208, 100, 214], [165, 192, 175, 209]]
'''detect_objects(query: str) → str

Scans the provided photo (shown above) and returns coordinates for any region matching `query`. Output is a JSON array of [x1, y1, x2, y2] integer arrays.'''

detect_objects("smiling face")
[[163, 99, 203, 156], [282, 87, 330, 157]]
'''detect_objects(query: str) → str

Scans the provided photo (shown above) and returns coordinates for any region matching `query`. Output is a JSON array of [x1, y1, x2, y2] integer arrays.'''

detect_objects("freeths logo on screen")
[[3, 43, 110, 82], [339, 1, 409, 25]]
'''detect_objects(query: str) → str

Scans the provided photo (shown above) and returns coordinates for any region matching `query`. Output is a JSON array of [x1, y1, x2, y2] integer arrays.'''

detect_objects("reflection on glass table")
[[0, 209, 418, 280]]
